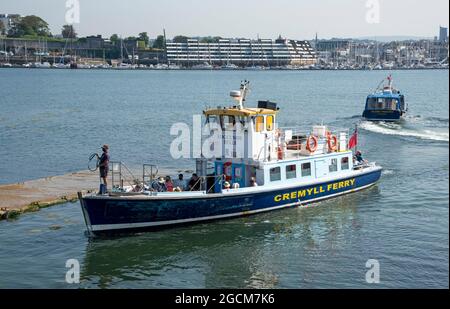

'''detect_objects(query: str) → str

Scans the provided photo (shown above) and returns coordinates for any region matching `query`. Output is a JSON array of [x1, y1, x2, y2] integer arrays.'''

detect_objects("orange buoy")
[[327, 134, 338, 152], [306, 135, 318, 153]]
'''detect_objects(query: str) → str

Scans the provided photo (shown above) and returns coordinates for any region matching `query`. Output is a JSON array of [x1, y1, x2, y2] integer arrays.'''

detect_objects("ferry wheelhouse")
[[362, 75, 406, 121], [79, 81, 382, 235]]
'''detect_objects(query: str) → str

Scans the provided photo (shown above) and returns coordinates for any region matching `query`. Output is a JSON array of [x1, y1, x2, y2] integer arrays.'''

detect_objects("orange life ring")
[[306, 135, 318, 153], [327, 134, 338, 151]]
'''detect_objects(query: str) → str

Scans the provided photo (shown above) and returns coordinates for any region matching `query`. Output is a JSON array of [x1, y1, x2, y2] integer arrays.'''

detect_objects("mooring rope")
[[88, 153, 100, 171]]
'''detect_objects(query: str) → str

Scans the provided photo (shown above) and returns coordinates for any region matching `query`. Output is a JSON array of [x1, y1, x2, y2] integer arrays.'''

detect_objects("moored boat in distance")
[[362, 74, 407, 121], [79, 81, 382, 235]]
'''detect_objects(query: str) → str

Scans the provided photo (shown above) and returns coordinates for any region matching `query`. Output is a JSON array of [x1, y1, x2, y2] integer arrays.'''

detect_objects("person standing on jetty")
[[99, 145, 110, 191]]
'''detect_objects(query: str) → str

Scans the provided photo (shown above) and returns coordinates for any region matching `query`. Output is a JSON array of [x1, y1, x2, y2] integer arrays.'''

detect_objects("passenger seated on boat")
[[173, 186, 182, 192], [151, 177, 167, 192], [232, 183, 240, 189], [354, 151, 368, 165], [250, 177, 258, 187], [165, 176, 174, 192], [132, 184, 142, 192], [188, 173, 201, 191], [173, 173, 188, 191], [223, 181, 231, 190]]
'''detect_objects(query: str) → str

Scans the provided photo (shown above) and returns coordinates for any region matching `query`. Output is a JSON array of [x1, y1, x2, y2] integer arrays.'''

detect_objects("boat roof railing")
[[278, 125, 350, 137], [367, 92, 402, 99]]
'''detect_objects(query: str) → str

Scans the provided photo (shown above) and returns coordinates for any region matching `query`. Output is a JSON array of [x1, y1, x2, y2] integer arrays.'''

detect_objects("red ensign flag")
[[348, 127, 358, 149]]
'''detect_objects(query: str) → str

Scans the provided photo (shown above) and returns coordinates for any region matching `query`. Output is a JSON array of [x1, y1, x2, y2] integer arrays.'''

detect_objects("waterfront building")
[[0, 14, 20, 35], [166, 37, 317, 67], [439, 26, 448, 43], [315, 39, 351, 52]]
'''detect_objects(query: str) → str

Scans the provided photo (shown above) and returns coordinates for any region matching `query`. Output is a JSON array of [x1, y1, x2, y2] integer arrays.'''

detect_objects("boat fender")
[[306, 135, 318, 153], [327, 134, 338, 152], [277, 146, 284, 160]]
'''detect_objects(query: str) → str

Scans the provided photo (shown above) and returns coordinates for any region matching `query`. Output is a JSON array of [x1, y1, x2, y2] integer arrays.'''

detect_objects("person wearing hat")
[[354, 150, 367, 165], [151, 176, 167, 192], [98, 145, 110, 190], [223, 181, 231, 190]]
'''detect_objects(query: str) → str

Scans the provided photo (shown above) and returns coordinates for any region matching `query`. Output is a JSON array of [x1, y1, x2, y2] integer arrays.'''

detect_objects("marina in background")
[[0, 13, 448, 70]]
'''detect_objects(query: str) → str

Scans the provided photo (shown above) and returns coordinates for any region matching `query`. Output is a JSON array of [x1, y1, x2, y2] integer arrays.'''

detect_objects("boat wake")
[[359, 118, 449, 142], [381, 169, 395, 176]]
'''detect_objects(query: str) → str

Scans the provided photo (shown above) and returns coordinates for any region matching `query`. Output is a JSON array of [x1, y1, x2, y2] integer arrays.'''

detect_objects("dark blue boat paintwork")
[[362, 109, 402, 120], [82, 168, 382, 232]]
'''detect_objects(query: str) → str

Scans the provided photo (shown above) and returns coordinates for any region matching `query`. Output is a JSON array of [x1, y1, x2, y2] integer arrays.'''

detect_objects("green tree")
[[200, 36, 222, 43], [9, 15, 51, 37], [173, 35, 189, 43], [62, 24, 77, 39], [138, 32, 149, 45], [110, 34, 119, 43], [153, 35, 165, 49]]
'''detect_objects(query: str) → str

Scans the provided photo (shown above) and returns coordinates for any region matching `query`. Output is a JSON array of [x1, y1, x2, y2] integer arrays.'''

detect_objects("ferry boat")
[[78, 81, 382, 235], [362, 75, 407, 121]]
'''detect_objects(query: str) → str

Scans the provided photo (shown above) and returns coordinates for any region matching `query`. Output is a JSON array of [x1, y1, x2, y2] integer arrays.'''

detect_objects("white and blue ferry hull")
[[80, 166, 382, 234]]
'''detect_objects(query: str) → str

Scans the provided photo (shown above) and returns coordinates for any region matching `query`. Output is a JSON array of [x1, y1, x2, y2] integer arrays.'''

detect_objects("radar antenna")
[[230, 80, 250, 110]]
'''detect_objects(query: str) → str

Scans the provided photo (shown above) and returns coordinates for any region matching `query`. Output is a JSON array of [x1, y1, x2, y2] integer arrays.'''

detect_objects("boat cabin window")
[[286, 164, 297, 179], [221, 115, 236, 129], [367, 97, 398, 110], [341, 157, 349, 170], [207, 115, 218, 124], [266, 115, 274, 131], [270, 167, 281, 182], [301, 162, 312, 177], [255, 116, 264, 132], [237, 116, 247, 127], [329, 158, 338, 173]]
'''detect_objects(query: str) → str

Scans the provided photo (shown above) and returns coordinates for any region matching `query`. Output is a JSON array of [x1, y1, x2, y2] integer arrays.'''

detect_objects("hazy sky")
[[2, 0, 449, 39]]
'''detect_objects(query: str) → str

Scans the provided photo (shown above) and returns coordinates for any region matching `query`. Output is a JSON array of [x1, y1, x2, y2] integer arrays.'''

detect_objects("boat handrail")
[[188, 174, 225, 193], [110, 161, 141, 189], [278, 126, 349, 137], [143, 164, 158, 186]]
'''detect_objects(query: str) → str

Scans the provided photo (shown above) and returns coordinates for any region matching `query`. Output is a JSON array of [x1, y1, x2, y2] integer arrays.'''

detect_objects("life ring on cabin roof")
[[306, 135, 318, 153], [327, 134, 338, 152]]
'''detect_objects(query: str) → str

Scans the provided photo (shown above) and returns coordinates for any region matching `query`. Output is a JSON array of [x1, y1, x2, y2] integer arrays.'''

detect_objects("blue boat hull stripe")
[[84, 167, 382, 201], [88, 182, 377, 232]]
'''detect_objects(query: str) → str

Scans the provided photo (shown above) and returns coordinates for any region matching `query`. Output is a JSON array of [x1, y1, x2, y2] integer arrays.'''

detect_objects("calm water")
[[0, 69, 448, 288]]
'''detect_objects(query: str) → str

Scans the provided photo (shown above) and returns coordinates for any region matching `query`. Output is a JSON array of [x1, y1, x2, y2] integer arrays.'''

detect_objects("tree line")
[[0, 14, 222, 49]]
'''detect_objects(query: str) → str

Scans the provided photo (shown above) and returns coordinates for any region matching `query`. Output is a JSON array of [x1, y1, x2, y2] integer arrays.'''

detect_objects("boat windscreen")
[[367, 97, 398, 110]]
